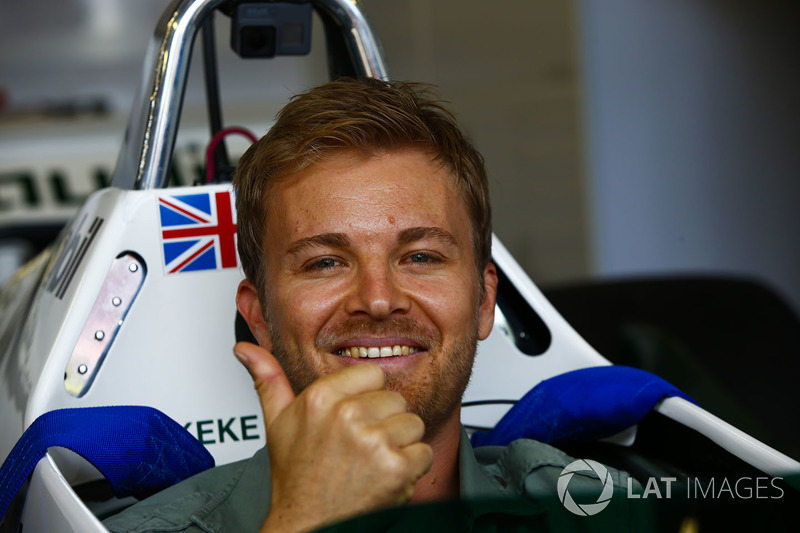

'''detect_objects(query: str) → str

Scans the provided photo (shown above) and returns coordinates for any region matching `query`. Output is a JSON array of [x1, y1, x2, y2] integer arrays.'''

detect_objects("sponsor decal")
[[0, 142, 206, 225], [184, 415, 261, 445]]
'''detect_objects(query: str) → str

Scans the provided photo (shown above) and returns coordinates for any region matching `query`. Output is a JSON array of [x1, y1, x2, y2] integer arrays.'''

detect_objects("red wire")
[[206, 126, 259, 184]]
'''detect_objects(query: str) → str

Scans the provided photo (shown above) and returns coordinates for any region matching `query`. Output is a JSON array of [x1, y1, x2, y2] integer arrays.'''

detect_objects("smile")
[[336, 345, 421, 358]]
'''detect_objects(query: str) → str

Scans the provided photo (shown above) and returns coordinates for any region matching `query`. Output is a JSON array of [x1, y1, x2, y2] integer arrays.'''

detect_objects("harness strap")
[[0, 406, 214, 519], [471, 365, 695, 447]]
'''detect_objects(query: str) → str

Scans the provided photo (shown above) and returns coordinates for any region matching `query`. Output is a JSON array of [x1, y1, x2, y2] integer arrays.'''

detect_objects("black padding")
[[544, 275, 800, 460], [235, 311, 258, 345]]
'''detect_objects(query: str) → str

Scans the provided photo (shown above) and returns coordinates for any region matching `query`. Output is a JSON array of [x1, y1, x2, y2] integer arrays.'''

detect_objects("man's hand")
[[233, 342, 434, 533]]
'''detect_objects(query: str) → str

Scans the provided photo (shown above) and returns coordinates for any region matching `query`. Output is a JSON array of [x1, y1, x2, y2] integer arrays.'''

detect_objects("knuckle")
[[334, 397, 365, 424], [413, 420, 426, 442], [382, 451, 412, 483], [407, 442, 433, 473], [302, 382, 334, 413], [406, 411, 424, 431], [386, 390, 407, 410], [363, 426, 391, 452], [396, 412, 425, 440], [421, 443, 434, 465]]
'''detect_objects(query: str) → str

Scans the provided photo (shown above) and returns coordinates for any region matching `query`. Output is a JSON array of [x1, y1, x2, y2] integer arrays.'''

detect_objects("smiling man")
[[231, 78, 498, 531], [105, 78, 635, 533]]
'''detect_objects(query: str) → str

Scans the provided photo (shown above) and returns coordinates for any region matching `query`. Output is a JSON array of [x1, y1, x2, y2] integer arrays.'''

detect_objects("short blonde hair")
[[234, 77, 491, 297]]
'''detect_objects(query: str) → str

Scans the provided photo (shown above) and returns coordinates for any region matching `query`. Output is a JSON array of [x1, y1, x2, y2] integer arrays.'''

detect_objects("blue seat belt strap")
[[0, 406, 214, 520], [471, 365, 696, 447]]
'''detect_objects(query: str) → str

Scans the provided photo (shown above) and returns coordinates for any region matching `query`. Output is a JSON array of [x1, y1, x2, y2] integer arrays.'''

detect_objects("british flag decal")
[[158, 191, 238, 274]]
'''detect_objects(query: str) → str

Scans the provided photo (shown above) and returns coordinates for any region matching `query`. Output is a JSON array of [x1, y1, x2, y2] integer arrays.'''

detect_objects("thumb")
[[233, 341, 295, 427]]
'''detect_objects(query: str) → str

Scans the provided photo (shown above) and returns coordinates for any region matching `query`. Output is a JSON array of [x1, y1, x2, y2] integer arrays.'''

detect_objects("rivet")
[[94, 330, 105, 341], [78, 364, 88, 375], [129, 263, 139, 272], [112, 296, 122, 306]]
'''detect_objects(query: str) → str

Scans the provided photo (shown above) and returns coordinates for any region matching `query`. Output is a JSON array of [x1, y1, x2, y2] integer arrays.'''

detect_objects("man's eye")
[[307, 258, 341, 270], [408, 252, 439, 264]]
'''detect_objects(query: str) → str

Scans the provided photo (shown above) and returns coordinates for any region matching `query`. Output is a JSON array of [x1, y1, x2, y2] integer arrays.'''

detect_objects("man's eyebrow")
[[397, 226, 458, 247], [286, 233, 351, 255]]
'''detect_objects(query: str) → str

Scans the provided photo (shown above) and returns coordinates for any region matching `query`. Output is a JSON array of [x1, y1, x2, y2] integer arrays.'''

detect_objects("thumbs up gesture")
[[233, 342, 434, 533]]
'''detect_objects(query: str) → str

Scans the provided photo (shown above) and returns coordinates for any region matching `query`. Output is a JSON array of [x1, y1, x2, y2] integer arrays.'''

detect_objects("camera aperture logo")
[[557, 459, 615, 516]]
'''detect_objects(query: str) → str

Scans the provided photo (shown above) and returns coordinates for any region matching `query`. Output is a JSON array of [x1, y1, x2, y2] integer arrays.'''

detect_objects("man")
[[105, 77, 634, 533]]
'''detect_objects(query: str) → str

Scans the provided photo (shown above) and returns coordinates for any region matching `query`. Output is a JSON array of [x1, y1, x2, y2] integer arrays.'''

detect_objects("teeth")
[[337, 345, 420, 358]]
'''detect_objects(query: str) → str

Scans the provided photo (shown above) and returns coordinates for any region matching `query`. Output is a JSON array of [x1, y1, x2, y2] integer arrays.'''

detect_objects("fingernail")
[[233, 349, 251, 370]]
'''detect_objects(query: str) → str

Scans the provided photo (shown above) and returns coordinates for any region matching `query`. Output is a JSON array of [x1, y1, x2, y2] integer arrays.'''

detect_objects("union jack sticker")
[[158, 191, 238, 274]]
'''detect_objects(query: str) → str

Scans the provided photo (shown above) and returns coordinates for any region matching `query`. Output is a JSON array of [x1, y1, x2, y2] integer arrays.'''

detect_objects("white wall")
[[363, 0, 591, 284], [578, 0, 800, 313]]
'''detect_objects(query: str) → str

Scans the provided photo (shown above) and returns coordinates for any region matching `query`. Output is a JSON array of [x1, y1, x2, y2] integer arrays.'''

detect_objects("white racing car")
[[0, 0, 798, 531]]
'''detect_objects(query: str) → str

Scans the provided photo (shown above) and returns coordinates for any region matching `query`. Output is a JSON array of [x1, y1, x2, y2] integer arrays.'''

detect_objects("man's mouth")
[[336, 345, 422, 358]]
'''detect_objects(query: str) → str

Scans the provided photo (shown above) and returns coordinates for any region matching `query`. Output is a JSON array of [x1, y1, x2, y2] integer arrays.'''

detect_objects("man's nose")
[[344, 261, 410, 319]]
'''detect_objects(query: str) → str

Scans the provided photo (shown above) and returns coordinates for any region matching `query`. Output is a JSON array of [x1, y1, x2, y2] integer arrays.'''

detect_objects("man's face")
[[252, 148, 497, 437]]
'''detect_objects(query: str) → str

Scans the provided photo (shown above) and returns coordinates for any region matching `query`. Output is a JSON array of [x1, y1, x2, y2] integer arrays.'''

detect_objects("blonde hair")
[[234, 77, 491, 297]]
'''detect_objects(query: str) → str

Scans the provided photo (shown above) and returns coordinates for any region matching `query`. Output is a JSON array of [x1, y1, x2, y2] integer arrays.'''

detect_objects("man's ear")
[[477, 262, 498, 341], [236, 279, 273, 352]]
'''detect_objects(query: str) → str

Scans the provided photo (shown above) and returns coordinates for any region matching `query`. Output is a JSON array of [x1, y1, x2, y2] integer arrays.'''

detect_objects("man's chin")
[[275, 342, 473, 440]]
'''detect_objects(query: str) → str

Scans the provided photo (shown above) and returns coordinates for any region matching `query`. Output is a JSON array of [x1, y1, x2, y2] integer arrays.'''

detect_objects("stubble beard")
[[267, 315, 479, 441]]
